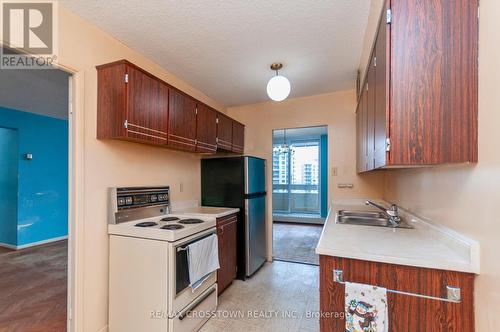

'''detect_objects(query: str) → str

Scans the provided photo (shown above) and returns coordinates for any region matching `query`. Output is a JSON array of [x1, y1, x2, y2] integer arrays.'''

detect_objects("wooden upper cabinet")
[[389, 0, 478, 165], [231, 121, 244, 154], [195, 104, 217, 153], [96, 60, 168, 145], [97, 59, 245, 155], [216, 113, 233, 151], [366, 57, 376, 171], [356, 104, 362, 173], [356, 83, 369, 173], [356, 0, 478, 172], [126, 66, 169, 145], [373, 14, 388, 169], [167, 89, 197, 151]]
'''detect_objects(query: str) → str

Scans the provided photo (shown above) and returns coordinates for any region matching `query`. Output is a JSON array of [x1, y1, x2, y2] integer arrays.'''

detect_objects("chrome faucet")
[[365, 200, 402, 227]]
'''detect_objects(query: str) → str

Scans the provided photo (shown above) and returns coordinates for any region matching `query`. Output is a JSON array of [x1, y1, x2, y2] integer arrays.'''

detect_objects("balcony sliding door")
[[273, 139, 320, 215]]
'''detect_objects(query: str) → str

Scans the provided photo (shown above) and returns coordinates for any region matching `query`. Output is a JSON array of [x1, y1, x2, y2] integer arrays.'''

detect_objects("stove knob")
[[117, 197, 125, 206], [125, 197, 133, 205], [150, 195, 158, 202]]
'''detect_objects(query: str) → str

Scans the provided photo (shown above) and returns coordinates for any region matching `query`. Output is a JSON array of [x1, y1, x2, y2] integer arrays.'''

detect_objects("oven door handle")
[[175, 231, 216, 252], [178, 285, 216, 321], [176, 246, 189, 252]]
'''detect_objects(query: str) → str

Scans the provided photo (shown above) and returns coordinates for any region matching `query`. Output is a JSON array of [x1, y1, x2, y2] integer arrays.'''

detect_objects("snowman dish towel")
[[345, 282, 388, 332]]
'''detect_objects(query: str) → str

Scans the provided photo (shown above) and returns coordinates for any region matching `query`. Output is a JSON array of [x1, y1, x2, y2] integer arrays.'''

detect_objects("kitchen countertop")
[[173, 206, 239, 218], [315, 199, 480, 274]]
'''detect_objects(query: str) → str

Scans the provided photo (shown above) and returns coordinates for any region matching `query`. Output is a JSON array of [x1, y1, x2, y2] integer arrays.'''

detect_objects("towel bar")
[[333, 269, 461, 303]]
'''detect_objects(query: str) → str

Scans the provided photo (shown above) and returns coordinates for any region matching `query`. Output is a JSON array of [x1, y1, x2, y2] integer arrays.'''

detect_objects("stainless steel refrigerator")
[[201, 156, 266, 278]]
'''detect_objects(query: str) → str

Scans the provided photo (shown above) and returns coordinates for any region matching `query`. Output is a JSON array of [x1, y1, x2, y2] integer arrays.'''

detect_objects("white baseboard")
[[0, 235, 68, 250], [0, 242, 17, 250]]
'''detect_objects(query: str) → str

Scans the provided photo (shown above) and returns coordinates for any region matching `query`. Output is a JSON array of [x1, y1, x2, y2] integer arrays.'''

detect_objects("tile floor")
[[200, 261, 319, 332], [273, 223, 323, 265]]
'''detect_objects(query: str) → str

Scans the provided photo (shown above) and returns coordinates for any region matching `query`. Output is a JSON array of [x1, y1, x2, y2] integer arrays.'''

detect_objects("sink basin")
[[336, 210, 413, 229]]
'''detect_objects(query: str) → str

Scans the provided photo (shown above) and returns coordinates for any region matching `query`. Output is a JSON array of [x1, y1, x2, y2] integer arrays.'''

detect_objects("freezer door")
[[245, 195, 267, 276], [244, 157, 266, 195]]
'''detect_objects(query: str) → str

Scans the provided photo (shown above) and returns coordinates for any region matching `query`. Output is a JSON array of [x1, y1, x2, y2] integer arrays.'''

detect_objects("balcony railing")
[[272, 184, 319, 214]]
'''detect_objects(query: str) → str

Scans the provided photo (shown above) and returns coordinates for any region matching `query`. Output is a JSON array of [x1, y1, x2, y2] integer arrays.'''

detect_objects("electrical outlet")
[[179, 182, 184, 193], [332, 167, 338, 176]]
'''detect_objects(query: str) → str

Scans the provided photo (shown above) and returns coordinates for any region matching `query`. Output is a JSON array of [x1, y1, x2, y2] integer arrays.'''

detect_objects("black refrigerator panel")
[[201, 157, 245, 208]]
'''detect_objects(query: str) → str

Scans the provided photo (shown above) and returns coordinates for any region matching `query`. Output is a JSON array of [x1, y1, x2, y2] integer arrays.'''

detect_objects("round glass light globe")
[[266, 75, 291, 101]]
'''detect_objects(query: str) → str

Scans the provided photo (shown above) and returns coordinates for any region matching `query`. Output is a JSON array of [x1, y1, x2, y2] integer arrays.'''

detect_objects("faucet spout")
[[365, 200, 402, 227]]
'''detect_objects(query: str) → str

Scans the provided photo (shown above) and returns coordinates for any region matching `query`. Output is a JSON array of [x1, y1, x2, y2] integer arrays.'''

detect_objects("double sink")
[[336, 209, 413, 229]]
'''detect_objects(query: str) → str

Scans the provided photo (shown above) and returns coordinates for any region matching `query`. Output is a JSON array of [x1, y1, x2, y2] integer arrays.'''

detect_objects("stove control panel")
[[109, 186, 171, 224], [116, 187, 170, 209]]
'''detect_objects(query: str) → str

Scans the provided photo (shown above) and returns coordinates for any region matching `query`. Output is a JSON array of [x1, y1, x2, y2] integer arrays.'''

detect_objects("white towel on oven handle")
[[187, 234, 220, 292]]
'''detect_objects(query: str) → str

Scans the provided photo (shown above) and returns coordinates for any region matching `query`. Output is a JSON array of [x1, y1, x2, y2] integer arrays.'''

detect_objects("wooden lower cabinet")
[[216, 213, 238, 295], [319, 255, 475, 331]]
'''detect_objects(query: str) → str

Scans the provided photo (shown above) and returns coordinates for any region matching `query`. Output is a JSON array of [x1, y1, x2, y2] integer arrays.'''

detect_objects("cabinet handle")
[[217, 226, 224, 235]]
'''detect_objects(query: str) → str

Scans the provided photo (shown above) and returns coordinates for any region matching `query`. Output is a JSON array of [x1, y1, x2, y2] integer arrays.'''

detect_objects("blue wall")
[[320, 134, 328, 218], [0, 127, 19, 246], [0, 107, 68, 246]]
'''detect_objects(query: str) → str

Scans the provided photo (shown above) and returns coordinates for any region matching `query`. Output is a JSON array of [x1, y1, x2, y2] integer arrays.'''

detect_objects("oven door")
[[169, 228, 218, 313]]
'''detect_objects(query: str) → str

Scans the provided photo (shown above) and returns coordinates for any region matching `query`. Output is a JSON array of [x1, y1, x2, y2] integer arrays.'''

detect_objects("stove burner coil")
[[134, 221, 158, 227], [161, 224, 185, 230], [161, 216, 180, 222], [178, 218, 204, 224]]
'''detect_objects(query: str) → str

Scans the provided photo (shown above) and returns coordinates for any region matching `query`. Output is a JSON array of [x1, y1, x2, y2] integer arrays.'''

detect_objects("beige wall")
[[360, 0, 500, 329], [56, 7, 226, 332], [227, 90, 385, 260]]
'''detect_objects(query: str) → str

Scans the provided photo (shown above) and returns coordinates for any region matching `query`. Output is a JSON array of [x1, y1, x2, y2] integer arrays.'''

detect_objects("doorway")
[[0, 67, 71, 330], [272, 126, 327, 265]]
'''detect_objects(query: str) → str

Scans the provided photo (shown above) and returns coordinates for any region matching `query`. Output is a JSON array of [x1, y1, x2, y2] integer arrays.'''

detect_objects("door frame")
[[272, 132, 323, 216], [0, 48, 85, 331], [65, 67, 85, 332], [0, 42, 85, 331], [35, 61, 85, 331]]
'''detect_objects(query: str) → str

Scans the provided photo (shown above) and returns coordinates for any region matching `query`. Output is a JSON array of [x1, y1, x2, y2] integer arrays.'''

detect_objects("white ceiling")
[[0, 69, 69, 119], [60, 0, 370, 107]]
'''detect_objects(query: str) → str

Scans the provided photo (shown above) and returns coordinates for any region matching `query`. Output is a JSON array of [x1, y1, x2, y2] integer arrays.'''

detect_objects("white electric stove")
[[108, 186, 218, 332]]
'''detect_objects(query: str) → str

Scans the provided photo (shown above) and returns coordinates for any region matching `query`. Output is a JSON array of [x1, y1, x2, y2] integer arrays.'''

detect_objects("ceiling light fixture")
[[266, 63, 291, 102]]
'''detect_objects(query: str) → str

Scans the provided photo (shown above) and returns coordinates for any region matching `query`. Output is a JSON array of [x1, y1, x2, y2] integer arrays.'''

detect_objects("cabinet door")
[[366, 57, 376, 171], [361, 83, 369, 171], [168, 89, 197, 151], [356, 102, 364, 173], [126, 65, 169, 145], [216, 215, 238, 295], [96, 62, 127, 139], [216, 113, 233, 151], [390, 0, 478, 164], [216, 223, 228, 295], [195, 104, 217, 153], [231, 121, 244, 154], [374, 12, 389, 169], [320, 255, 474, 332], [224, 218, 238, 280]]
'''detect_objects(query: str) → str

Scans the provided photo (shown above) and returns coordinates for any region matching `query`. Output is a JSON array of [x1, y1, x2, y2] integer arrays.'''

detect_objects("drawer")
[[170, 284, 218, 332]]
